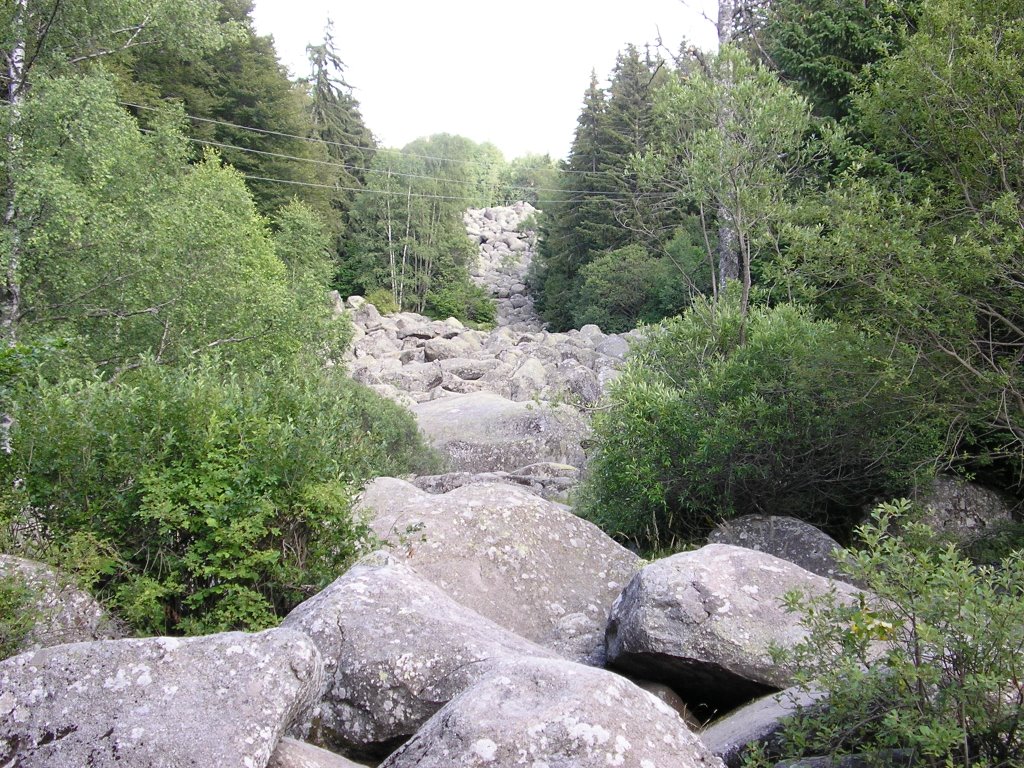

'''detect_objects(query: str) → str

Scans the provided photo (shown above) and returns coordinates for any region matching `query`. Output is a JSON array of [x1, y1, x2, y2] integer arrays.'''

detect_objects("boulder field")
[[2, 205, 1017, 767]]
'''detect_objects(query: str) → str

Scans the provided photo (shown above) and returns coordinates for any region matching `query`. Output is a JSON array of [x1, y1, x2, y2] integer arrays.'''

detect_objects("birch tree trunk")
[[715, 0, 740, 287], [1, 0, 28, 453]]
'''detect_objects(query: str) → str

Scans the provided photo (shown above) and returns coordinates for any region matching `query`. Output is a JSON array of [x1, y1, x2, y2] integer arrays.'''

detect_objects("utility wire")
[[238, 172, 672, 207], [159, 130, 661, 197], [137, 125, 678, 203], [121, 100, 627, 178]]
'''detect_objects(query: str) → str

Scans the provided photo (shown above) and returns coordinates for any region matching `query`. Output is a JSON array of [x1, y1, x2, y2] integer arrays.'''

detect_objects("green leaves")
[[580, 293, 942, 550], [5, 357, 436, 635], [776, 500, 1024, 766]]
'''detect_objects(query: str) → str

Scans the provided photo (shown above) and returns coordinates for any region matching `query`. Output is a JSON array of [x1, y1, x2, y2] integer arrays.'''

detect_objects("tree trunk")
[[1, 0, 27, 454], [3, 0, 27, 348], [715, 0, 740, 286]]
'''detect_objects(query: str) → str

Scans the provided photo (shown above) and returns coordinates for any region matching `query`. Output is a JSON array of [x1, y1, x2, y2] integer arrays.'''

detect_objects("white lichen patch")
[[470, 738, 498, 761]]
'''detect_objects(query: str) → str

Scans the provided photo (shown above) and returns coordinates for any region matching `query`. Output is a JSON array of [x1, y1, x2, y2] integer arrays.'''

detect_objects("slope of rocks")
[[13, 205, 1008, 768]]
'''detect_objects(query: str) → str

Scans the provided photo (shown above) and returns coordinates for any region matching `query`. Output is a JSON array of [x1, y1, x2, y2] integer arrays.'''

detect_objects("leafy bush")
[[3, 357, 437, 635], [574, 245, 693, 333], [426, 279, 497, 328], [365, 288, 399, 315], [771, 500, 1024, 768], [0, 575, 36, 660], [579, 293, 942, 549]]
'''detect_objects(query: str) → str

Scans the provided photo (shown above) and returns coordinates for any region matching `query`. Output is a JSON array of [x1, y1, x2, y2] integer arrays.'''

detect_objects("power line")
[[238, 174, 671, 208], [169, 131, 667, 198], [121, 100, 622, 178], [137, 124, 678, 202]]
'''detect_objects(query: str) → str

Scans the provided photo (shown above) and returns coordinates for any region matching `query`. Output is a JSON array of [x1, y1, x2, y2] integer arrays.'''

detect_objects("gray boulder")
[[282, 557, 553, 759], [0, 554, 121, 654], [915, 475, 1018, 541], [708, 516, 847, 581], [411, 392, 588, 472], [269, 738, 369, 768], [605, 544, 860, 713], [0, 628, 323, 768], [380, 656, 725, 768], [410, 461, 579, 503], [362, 479, 639, 664]]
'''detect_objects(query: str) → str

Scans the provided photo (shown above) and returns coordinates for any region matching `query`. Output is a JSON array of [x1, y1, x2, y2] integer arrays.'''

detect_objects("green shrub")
[[579, 293, 942, 549], [4, 357, 437, 635], [574, 244, 693, 333], [771, 500, 1024, 767], [426, 280, 497, 328], [365, 287, 399, 315], [0, 575, 36, 660]]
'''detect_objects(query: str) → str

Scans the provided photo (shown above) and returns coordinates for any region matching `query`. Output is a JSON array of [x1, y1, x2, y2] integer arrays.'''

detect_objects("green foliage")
[[762, 0, 920, 119], [579, 293, 941, 550], [124, 0, 339, 218], [0, 575, 36, 660], [9, 75, 337, 371], [495, 154, 559, 206], [534, 47, 684, 332], [425, 280, 496, 329], [2, 0, 231, 99], [774, 500, 1024, 767], [364, 288, 399, 315], [341, 137, 486, 322], [573, 244, 691, 333], [643, 45, 812, 312], [5, 357, 437, 635]]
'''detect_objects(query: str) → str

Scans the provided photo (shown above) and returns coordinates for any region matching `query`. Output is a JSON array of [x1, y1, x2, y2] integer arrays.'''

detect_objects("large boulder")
[[0, 628, 323, 768], [380, 656, 725, 768], [360, 479, 639, 664], [411, 392, 588, 472], [0, 554, 120, 654], [282, 556, 554, 759], [707, 516, 847, 581], [605, 544, 860, 713]]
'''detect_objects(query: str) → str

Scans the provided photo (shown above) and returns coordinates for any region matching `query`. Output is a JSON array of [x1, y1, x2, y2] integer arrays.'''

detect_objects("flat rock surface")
[[411, 391, 588, 472], [0, 628, 323, 768], [380, 656, 726, 768], [282, 557, 553, 759], [360, 479, 639, 664]]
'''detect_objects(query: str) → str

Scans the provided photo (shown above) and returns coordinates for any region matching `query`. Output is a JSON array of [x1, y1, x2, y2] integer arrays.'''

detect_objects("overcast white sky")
[[250, 0, 719, 161]]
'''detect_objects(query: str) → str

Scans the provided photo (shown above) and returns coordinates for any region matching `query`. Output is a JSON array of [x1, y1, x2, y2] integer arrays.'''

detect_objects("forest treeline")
[[535, 0, 1024, 547]]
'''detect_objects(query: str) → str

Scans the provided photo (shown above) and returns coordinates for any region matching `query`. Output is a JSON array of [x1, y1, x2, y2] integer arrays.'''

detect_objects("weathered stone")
[[411, 462, 580, 503], [380, 656, 725, 768], [915, 475, 1018, 541], [708, 515, 847, 581], [0, 555, 120, 654], [596, 334, 631, 360], [411, 392, 588, 472], [268, 738, 369, 768], [361, 479, 639, 664], [438, 356, 502, 381], [605, 544, 860, 713], [0, 628, 323, 768], [423, 335, 480, 362], [552, 359, 603, 405], [508, 357, 548, 401], [701, 686, 826, 768], [283, 558, 552, 759]]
